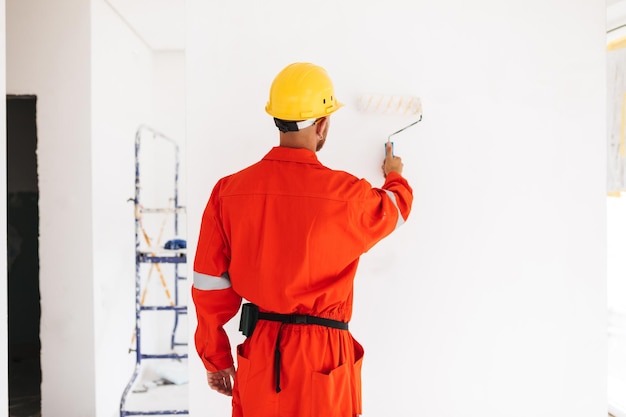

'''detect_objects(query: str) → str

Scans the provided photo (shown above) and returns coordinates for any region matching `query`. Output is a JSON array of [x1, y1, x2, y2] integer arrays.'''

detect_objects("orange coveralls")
[[192, 146, 412, 417]]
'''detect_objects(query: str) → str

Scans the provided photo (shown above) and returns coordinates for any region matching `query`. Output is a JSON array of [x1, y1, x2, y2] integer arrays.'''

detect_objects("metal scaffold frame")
[[120, 125, 189, 416]]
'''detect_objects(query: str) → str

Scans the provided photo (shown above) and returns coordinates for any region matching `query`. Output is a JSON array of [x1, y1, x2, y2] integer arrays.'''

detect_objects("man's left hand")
[[206, 366, 236, 396]]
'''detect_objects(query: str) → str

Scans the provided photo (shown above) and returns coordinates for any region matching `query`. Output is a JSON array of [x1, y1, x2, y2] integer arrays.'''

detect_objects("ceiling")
[[105, 0, 185, 51]]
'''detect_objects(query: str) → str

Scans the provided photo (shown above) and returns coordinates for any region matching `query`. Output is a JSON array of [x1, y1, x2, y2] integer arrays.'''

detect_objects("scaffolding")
[[120, 125, 189, 416]]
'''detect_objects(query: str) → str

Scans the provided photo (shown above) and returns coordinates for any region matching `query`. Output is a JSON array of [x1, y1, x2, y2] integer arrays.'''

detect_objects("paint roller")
[[356, 94, 423, 155]]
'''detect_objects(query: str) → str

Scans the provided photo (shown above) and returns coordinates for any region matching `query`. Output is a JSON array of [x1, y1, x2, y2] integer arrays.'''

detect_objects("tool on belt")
[[239, 303, 349, 393]]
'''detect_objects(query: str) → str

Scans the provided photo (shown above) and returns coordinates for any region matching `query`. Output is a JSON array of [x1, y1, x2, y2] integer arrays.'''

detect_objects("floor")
[[121, 359, 189, 415]]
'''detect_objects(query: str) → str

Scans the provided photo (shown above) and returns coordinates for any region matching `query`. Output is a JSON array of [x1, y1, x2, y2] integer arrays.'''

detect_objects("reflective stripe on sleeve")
[[193, 272, 231, 290], [384, 189, 405, 230]]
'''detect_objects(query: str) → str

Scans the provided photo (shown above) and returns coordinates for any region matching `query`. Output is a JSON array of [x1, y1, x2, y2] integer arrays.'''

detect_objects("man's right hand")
[[206, 367, 236, 396], [382, 141, 404, 177]]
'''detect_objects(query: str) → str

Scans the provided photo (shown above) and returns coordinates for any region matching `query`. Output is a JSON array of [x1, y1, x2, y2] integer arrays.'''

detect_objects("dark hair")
[[274, 118, 301, 133]]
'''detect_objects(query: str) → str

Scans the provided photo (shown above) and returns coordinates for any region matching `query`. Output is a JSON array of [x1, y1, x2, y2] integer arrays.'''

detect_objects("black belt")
[[258, 311, 349, 330], [238, 303, 349, 336]]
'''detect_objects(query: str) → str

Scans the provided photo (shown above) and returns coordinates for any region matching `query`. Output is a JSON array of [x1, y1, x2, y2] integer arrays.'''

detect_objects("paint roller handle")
[[382, 141, 404, 177]]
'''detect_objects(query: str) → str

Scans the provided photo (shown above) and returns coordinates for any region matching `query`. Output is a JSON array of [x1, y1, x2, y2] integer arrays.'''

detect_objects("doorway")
[[7, 95, 41, 417]]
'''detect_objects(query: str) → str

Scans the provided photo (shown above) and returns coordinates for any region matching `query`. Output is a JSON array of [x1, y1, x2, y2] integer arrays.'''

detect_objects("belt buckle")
[[293, 315, 308, 324]]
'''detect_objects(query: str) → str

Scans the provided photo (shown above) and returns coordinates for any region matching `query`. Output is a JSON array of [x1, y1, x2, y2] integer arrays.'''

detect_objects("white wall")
[[186, 1, 607, 416], [608, 197, 626, 414], [0, 0, 9, 415], [6, 0, 95, 415], [153, 51, 187, 207], [153, 52, 186, 146], [606, 5, 626, 415], [91, 1, 154, 416], [7, 2, 187, 416]]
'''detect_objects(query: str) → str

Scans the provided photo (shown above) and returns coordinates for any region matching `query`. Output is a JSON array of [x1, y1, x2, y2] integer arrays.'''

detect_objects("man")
[[192, 62, 413, 417]]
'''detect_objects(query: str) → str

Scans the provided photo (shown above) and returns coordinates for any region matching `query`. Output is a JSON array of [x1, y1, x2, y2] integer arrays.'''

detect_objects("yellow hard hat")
[[265, 62, 343, 121]]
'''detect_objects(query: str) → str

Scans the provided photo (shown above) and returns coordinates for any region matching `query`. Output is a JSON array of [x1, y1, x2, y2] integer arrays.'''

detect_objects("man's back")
[[196, 146, 411, 321]]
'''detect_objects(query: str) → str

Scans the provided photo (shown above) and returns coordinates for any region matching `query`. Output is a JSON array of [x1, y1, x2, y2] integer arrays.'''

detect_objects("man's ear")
[[315, 117, 327, 137]]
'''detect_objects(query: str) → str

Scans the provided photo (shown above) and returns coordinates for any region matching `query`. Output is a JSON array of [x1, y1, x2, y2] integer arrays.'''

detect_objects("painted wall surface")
[[6, 2, 187, 416], [1, 0, 9, 415], [186, 1, 606, 416], [607, 7, 626, 413], [91, 1, 153, 415], [152, 51, 187, 208], [608, 197, 626, 414], [149, 50, 189, 356], [6, 0, 95, 416]]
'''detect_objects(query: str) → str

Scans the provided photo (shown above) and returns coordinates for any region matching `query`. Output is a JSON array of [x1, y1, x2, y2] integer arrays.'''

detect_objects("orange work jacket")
[[192, 146, 413, 417]]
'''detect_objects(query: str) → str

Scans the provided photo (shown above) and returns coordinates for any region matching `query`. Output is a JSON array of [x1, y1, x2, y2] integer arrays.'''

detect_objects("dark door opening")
[[7, 95, 41, 417]]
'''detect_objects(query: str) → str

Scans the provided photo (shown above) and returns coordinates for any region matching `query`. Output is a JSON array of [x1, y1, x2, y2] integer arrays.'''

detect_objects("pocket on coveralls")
[[311, 338, 364, 417], [234, 344, 251, 409]]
